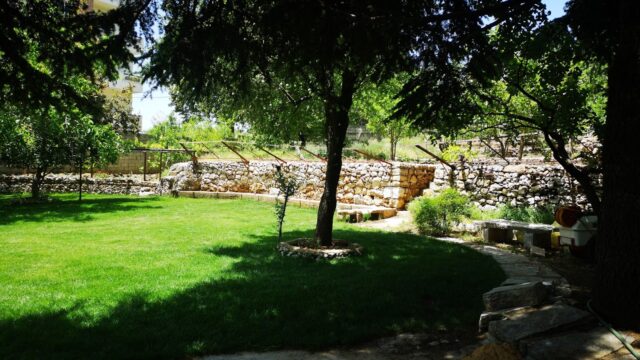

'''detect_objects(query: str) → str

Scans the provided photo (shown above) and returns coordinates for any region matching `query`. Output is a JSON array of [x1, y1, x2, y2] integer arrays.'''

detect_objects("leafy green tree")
[[397, 0, 639, 327], [463, 22, 606, 212], [146, 0, 540, 246], [67, 116, 124, 200], [100, 96, 143, 134], [0, 0, 155, 113], [352, 75, 415, 161], [0, 105, 123, 199]]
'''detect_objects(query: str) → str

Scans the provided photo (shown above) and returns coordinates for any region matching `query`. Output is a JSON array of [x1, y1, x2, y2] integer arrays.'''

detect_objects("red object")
[[555, 205, 582, 227]]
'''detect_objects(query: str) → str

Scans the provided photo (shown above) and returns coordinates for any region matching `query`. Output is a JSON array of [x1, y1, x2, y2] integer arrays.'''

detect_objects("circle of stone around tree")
[[277, 239, 364, 260]]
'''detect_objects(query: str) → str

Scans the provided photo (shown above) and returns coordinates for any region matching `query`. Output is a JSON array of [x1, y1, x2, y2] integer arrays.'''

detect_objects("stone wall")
[[0, 174, 164, 195], [165, 160, 434, 209], [428, 162, 597, 210], [0, 151, 164, 175]]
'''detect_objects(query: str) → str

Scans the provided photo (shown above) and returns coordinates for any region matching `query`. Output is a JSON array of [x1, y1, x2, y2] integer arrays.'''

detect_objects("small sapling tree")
[[273, 165, 301, 246]]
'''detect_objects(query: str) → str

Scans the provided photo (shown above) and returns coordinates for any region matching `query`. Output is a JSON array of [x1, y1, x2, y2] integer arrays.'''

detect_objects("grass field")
[[0, 194, 504, 359]]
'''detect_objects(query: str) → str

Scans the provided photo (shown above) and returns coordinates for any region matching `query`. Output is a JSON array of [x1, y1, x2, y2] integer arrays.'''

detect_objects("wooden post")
[[143, 151, 147, 181], [221, 141, 249, 165], [257, 145, 287, 164], [350, 148, 392, 165], [301, 147, 327, 162], [201, 144, 220, 159], [78, 154, 83, 201], [415, 144, 456, 170]]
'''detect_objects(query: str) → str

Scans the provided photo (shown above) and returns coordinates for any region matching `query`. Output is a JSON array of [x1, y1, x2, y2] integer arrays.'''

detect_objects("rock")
[[483, 282, 549, 311], [520, 327, 631, 359], [488, 304, 593, 343], [478, 306, 538, 332]]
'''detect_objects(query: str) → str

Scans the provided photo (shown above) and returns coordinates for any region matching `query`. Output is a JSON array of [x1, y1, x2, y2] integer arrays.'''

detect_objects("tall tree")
[[567, 0, 640, 328], [430, 22, 606, 212], [146, 0, 541, 246], [352, 74, 416, 161]]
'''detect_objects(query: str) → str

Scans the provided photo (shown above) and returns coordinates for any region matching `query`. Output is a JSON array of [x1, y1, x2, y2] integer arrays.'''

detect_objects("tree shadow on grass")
[[0, 196, 163, 225], [0, 229, 505, 360]]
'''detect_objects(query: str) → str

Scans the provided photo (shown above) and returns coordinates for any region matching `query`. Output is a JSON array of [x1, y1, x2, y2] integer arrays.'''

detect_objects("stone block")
[[483, 228, 512, 243], [483, 281, 548, 311], [217, 192, 241, 199], [488, 304, 593, 343], [478, 306, 538, 332], [520, 327, 631, 359], [523, 231, 551, 249]]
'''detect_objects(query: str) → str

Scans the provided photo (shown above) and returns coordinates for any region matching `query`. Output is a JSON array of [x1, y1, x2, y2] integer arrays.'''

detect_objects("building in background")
[[85, 0, 143, 131]]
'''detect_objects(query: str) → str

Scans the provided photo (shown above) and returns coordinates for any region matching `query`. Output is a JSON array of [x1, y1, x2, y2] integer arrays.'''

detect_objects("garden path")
[[200, 212, 638, 360]]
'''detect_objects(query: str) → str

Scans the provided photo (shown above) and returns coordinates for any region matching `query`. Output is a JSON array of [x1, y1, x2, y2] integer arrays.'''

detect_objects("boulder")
[[483, 281, 548, 311]]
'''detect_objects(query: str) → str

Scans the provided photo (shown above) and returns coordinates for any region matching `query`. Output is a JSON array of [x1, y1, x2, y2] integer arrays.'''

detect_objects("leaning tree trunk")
[[543, 132, 601, 214], [592, 0, 640, 329], [314, 72, 355, 246]]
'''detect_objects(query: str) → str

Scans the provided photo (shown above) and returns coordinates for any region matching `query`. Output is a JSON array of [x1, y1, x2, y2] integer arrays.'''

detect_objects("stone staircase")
[[472, 245, 635, 359]]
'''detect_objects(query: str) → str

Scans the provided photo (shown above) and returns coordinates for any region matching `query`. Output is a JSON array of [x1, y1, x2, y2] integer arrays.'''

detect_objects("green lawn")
[[0, 194, 504, 359]]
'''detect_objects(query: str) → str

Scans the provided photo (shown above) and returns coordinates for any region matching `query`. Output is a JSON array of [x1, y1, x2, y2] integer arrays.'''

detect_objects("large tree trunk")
[[592, 0, 640, 329], [31, 167, 45, 199], [314, 71, 355, 246]]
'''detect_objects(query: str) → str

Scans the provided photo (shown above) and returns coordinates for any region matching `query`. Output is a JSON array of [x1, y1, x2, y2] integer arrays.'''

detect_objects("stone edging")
[[178, 190, 398, 214], [277, 239, 364, 260]]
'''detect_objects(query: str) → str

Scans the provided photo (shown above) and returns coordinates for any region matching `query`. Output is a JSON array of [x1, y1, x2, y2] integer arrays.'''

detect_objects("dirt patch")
[[462, 343, 522, 360]]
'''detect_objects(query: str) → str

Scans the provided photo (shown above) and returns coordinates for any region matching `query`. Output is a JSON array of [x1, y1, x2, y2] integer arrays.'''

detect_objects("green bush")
[[409, 189, 471, 236], [498, 204, 555, 224]]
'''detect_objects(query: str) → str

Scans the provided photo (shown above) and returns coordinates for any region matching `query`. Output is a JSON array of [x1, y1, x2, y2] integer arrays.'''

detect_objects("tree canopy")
[[0, 0, 155, 113], [146, 0, 545, 245]]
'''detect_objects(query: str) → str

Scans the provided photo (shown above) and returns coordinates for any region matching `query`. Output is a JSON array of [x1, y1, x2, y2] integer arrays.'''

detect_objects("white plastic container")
[[559, 215, 597, 247]]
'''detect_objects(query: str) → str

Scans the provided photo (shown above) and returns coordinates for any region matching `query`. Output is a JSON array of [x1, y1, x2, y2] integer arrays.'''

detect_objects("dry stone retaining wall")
[[165, 160, 435, 209], [0, 174, 164, 195], [1, 160, 593, 211], [429, 162, 597, 210]]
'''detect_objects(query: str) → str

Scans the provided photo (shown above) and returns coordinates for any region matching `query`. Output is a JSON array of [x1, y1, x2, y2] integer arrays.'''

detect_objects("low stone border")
[[277, 239, 364, 260]]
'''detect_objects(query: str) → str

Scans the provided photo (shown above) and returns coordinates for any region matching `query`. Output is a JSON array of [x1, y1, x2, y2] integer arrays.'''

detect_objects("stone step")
[[337, 208, 397, 222], [479, 306, 539, 332], [488, 304, 593, 343], [520, 326, 632, 360], [483, 281, 549, 311]]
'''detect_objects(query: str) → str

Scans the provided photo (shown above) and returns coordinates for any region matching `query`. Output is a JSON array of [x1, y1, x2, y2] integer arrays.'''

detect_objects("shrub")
[[498, 204, 555, 224], [410, 189, 471, 236]]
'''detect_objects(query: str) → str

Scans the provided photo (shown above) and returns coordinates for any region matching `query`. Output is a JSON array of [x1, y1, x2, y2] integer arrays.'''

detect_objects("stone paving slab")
[[521, 326, 632, 360], [488, 304, 593, 343], [483, 282, 549, 311]]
